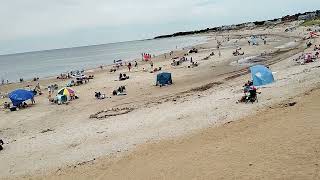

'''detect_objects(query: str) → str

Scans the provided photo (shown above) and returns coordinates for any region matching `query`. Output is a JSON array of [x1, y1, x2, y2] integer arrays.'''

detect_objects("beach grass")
[[301, 18, 320, 26]]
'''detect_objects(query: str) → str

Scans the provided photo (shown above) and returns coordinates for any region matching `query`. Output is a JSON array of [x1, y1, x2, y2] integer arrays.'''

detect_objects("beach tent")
[[55, 94, 68, 104], [57, 87, 75, 98], [143, 54, 151, 61], [156, 72, 172, 86], [250, 36, 259, 45], [250, 65, 274, 86], [9, 89, 34, 106], [57, 87, 75, 97]]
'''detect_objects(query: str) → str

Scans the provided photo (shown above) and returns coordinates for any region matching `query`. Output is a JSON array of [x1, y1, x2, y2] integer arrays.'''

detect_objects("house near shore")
[[264, 19, 282, 26], [236, 23, 246, 29], [245, 22, 256, 28], [220, 25, 233, 31], [298, 13, 317, 21], [230, 25, 238, 30]]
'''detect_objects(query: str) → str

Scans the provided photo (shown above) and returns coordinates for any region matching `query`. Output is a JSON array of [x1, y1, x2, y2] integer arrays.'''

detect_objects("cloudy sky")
[[0, 0, 319, 55]]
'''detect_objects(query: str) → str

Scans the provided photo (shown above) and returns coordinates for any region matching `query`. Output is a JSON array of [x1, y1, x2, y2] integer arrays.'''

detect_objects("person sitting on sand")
[[119, 73, 129, 81], [238, 85, 259, 103], [113, 86, 126, 96], [70, 93, 75, 100], [3, 102, 10, 109], [243, 81, 252, 93], [112, 90, 117, 96], [0, 139, 3, 151], [95, 92, 105, 99], [20, 102, 28, 108], [95, 92, 101, 99], [150, 67, 162, 73], [248, 86, 257, 99], [31, 97, 35, 104], [307, 42, 312, 48], [119, 73, 123, 80]]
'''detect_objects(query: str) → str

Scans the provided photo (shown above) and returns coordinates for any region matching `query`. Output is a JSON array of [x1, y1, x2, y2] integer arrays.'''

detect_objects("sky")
[[0, 0, 319, 55]]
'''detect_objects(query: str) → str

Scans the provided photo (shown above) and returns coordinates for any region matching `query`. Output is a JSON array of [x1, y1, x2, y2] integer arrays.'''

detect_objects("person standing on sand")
[[128, 62, 132, 72], [134, 61, 138, 67], [48, 86, 51, 96], [150, 61, 154, 69], [31, 97, 35, 104]]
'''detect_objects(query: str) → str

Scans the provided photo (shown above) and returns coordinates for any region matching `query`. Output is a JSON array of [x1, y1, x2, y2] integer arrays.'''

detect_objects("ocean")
[[0, 36, 206, 82]]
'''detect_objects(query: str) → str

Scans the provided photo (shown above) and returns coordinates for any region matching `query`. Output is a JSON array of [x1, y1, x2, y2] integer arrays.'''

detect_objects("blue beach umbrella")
[[9, 89, 34, 106], [250, 65, 274, 86]]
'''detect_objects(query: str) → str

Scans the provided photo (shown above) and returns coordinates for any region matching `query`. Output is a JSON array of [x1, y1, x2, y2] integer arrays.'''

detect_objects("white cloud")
[[0, 0, 319, 53], [0, 0, 234, 40]]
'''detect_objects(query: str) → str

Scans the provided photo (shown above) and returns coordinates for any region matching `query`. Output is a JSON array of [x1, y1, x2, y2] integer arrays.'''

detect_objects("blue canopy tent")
[[9, 89, 34, 106], [250, 36, 259, 45], [250, 65, 274, 86], [156, 72, 172, 86]]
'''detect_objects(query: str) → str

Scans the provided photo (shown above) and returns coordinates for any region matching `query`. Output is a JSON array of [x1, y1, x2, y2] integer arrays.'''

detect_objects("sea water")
[[0, 36, 206, 82]]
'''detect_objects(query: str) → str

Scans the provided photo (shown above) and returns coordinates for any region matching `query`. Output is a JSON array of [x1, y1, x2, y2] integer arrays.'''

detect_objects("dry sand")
[[41, 84, 320, 180], [0, 22, 320, 179]]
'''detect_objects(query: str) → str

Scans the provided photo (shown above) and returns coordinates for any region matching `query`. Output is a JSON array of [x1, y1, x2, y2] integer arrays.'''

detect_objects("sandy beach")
[[1, 21, 320, 179]]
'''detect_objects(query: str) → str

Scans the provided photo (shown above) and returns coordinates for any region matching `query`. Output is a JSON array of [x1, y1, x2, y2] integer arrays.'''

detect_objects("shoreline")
[[1, 22, 320, 179], [0, 35, 207, 84]]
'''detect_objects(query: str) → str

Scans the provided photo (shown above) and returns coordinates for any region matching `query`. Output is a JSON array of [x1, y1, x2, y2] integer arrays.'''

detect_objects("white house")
[[298, 13, 317, 21]]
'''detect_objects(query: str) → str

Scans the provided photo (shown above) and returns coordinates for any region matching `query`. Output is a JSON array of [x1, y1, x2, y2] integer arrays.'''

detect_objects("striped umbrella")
[[57, 87, 75, 97]]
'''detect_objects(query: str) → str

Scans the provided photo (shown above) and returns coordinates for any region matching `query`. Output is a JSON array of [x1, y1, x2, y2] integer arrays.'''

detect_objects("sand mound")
[[90, 107, 134, 119], [187, 82, 223, 92]]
